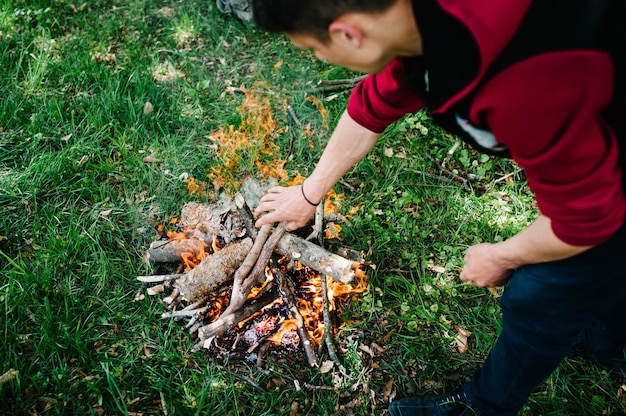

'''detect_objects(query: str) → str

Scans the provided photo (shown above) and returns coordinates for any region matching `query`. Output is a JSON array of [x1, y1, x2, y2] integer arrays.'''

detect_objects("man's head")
[[251, 0, 421, 74], [251, 0, 397, 42]]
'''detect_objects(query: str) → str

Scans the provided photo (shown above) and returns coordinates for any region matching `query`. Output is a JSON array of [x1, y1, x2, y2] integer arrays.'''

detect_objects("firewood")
[[173, 238, 253, 301], [274, 267, 319, 367], [137, 274, 183, 283], [234, 192, 257, 239], [220, 222, 286, 318], [146, 226, 357, 284], [181, 201, 246, 244], [275, 232, 356, 283], [146, 239, 206, 263]]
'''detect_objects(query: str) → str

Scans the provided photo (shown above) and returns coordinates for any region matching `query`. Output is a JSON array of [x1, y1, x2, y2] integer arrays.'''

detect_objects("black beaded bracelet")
[[301, 183, 319, 206]]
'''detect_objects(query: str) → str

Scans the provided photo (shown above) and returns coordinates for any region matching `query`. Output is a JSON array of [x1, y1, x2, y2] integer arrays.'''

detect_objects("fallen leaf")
[[382, 378, 394, 401], [359, 343, 375, 358], [453, 326, 471, 354], [384, 147, 394, 157], [61, 134, 72, 141], [0, 368, 18, 384], [618, 385, 626, 404], [142, 153, 159, 163], [100, 209, 113, 217], [143, 101, 154, 115], [427, 264, 446, 274], [319, 360, 334, 374]]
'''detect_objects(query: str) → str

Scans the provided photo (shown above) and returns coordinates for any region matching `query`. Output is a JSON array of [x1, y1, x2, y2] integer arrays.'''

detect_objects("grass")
[[1, 1, 624, 415]]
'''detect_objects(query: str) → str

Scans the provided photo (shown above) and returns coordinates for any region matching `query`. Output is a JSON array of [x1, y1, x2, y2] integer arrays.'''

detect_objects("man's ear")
[[328, 20, 363, 47]]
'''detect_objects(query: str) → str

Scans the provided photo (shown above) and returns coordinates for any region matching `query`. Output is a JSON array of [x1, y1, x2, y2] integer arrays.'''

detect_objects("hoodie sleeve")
[[472, 50, 626, 246], [347, 58, 425, 133]]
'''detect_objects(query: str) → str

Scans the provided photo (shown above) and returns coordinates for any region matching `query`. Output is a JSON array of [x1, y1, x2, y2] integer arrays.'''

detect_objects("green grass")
[[1, 1, 624, 415]]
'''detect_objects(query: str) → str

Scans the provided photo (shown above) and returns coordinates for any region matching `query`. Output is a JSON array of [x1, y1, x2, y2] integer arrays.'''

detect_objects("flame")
[[158, 225, 225, 269], [267, 318, 299, 345]]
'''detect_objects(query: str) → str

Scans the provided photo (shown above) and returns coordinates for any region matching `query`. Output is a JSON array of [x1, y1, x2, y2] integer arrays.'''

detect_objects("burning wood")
[[137, 194, 367, 368], [173, 238, 252, 302]]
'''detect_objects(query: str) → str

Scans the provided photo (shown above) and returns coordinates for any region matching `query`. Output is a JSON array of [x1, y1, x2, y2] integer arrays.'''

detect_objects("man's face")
[[287, 32, 393, 74]]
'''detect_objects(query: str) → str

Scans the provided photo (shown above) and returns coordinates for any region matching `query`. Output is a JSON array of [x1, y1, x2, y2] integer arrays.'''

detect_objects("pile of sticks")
[[136, 193, 363, 368]]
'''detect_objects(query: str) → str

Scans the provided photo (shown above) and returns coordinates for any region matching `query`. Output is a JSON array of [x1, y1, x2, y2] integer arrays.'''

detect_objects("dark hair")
[[252, 0, 397, 41]]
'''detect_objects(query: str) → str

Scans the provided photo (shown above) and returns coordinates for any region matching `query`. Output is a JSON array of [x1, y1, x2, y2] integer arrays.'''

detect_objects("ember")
[[137, 193, 367, 368]]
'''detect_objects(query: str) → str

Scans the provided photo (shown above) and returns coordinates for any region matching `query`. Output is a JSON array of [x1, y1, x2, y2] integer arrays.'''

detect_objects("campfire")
[[136, 193, 368, 368]]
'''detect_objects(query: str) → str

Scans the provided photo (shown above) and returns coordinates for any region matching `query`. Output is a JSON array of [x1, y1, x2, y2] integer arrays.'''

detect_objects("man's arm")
[[254, 110, 381, 230], [460, 215, 593, 287]]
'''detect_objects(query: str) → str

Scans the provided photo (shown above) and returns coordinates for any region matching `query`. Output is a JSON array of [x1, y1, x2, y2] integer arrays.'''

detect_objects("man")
[[251, 1, 626, 415]]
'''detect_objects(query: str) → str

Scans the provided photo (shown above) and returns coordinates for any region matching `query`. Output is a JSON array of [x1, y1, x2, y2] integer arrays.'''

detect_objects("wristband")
[[301, 183, 319, 206]]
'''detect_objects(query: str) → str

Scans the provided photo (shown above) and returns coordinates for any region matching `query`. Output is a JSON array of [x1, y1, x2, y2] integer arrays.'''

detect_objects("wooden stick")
[[316, 76, 367, 86], [315, 206, 345, 372], [320, 274, 345, 373], [274, 267, 319, 368], [137, 274, 183, 283], [247, 222, 287, 284], [274, 232, 356, 283], [234, 192, 258, 240], [220, 223, 283, 318], [161, 307, 208, 319], [146, 239, 206, 264]]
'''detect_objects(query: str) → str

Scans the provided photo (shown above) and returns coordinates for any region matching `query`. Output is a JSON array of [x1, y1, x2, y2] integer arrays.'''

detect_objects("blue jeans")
[[464, 221, 626, 416]]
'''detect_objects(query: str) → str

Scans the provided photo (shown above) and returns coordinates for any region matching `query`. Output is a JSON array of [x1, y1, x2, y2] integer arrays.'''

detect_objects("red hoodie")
[[347, 0, 626, 246]]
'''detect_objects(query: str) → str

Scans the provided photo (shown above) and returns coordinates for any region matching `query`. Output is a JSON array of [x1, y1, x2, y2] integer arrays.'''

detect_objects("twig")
[[304, 76, 367, 94], [222, 223, 272, 316], [485, 168, 523, 190], [226, 86, 276, 96], [306, 202, 325, 242], [221, 222, 286, 318], [287, 105, 302, 127], [409, 170, 456, 184], [161, 307, 208, 319], [234, 192, 258, 240], [247, 222, 287, 285], [316, 76, 367, 86], [425, 153, 474, 191], [274, 267, 319, 367], [315, 199, 345, 373], [137, 274, 183, 283], [320, 274, 345, 373]]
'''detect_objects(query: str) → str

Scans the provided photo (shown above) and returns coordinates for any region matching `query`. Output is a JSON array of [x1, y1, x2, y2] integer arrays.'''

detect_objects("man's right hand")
[[254, 184, 318, 231]]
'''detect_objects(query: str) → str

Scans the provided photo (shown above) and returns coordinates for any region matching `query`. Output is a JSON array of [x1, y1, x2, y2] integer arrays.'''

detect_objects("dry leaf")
[[618, 385, 626, 404], [319, 360, 334, 374], [382, 378, 394, 401], [143, 101, 154, 115], [359, 343, 375, 358], [0, 368, 18, 384], [453, 326, 471, 354], [61, 134, 72, 141], [100, 209, 113, 217], [384, 147, 394, 157], [142, 153, 159, 163], [427, 264, 446, 274]]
